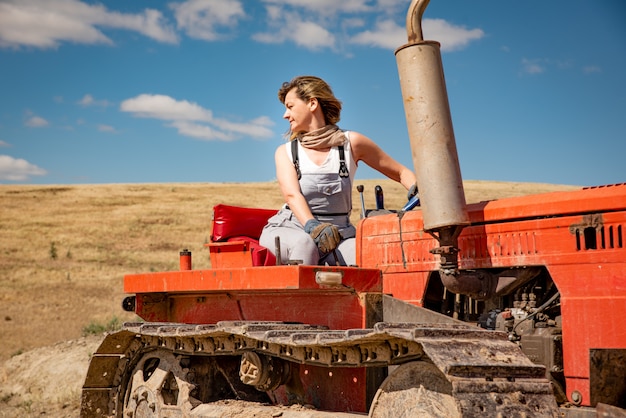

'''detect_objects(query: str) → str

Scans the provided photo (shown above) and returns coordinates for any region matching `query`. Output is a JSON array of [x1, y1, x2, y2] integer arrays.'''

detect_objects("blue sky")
[[0, 0, 624, 186]]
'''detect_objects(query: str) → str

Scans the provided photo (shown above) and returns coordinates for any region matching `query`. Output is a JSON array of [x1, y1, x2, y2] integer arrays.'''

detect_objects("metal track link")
[[126, 321, 429, 367]]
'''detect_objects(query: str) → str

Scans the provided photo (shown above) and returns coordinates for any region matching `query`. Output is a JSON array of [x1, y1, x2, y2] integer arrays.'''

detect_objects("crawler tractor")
[[81, 0, 626, 416]]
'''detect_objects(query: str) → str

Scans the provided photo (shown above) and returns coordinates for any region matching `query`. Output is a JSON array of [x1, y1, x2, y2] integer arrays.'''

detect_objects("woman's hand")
[[407, 183, 419, 200], [304, 219, 341, 254]]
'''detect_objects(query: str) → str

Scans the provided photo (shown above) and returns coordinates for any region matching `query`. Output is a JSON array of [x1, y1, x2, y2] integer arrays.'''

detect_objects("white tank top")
[[285, 131, 358, 220]]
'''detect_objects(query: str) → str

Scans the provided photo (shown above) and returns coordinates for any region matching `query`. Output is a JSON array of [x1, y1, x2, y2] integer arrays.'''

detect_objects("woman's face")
[[282, 88, 314, 133]]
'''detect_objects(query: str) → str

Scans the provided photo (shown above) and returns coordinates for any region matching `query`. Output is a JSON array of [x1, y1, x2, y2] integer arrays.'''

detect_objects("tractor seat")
[[207, 204, 277, 267]]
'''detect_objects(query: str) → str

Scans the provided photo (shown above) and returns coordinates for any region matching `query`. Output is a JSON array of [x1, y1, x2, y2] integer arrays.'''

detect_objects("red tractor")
[[81, 1, 626, 416]]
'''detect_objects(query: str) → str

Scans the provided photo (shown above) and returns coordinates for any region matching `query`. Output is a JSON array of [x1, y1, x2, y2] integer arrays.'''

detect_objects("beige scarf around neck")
[[296, 125, 346, 149]]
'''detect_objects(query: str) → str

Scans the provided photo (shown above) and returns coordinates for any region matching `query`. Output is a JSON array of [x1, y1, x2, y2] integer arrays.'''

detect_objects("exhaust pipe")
[[396, 0, 493, 299], [396, 0, 468, 232]]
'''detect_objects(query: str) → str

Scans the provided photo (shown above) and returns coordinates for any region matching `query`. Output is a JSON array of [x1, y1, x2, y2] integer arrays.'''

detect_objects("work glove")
[[403, 183, 421, 211], [407, 183, 419, 201], [304, 219, 341, 254]]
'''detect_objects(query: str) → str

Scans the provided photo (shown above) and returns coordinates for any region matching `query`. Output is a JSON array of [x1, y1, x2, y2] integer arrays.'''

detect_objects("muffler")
[[395, 0, 493, 299]]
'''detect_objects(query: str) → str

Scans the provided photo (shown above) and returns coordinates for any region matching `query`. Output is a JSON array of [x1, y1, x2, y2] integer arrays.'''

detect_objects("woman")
[[259, 75, 417, 266]]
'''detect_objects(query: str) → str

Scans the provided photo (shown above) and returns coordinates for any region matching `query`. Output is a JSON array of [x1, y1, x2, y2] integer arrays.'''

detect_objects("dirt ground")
[[0, 180, 580, 417]]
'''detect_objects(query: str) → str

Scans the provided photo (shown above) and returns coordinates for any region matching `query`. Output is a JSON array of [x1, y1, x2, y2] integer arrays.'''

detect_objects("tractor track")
[[81, 321, 559, 417]]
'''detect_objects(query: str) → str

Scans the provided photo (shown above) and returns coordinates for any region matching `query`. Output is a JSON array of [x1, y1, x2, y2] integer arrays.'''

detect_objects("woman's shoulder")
[[276, 140, 294, 150], [345, 131, 371, 148], [275, 141, 291, 159], [344, 131, 378, 162], [344, 130, 366, 140]]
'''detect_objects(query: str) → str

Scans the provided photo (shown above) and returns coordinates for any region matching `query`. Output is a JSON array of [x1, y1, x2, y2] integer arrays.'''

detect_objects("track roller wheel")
[[368, 361, 460, 418], [239, 351, 290, 391], [123, 349, 196, 418]]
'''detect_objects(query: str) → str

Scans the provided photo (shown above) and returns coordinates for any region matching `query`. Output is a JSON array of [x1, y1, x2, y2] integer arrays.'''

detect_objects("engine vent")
[[574, 224, 623, 251]]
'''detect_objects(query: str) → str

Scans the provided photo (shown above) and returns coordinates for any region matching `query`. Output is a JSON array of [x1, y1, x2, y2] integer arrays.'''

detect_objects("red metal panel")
[[550, 263, 626, 406], [458, 213, 626, 269], [472, 184, 626, 223], [166, 292, 371, 330], [124, 265, 382, 294], [272, 365, 370, 413], [206, 240, 254, 268], [381, 271, 429, 306]]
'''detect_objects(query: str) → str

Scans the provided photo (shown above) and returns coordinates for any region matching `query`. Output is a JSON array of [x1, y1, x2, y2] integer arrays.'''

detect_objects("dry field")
[[0, 180, 580, 417]]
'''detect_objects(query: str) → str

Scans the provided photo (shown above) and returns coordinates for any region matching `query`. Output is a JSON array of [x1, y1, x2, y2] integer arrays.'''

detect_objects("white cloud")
[[0, 140, 10, 147], [170, 0, 246, 41], [521, 58, 545, 75], [291, 21, 335, 49], [256, 1, 482, 53], [169, 120, 235, 142], [253, 8, 335, 50], [120, 94, 273, 141], [121, 94, 213, 121], [78, 94, 111, 107], [255, 20, 335, 50], [97, 124, 117, 133], [0, 0, 483, 54], [350, 18, 484, 52], [25, 115, 49, 127], [0, 0, 178, 49], [519, 59, 600, 76], [211, 115, 274, 138], [349, 19, 404, 50], [583, 65, 601, 74], [422, 19, 484, 52], [261, 0, 375, 16], [0, 155, 47, 181]]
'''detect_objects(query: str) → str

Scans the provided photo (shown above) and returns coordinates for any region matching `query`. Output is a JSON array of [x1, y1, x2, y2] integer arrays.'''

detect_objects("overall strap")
[[338, 145, 349, 178], [291, 140, 349, 179], [291, 139, 301, 180]]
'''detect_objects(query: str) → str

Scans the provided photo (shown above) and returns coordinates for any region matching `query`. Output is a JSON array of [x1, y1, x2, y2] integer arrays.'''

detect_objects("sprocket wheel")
[[123, 349, 196, 418]]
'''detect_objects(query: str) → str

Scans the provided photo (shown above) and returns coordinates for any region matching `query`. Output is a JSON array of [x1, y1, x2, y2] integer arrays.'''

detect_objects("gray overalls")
[[259, 132, 357, 265]]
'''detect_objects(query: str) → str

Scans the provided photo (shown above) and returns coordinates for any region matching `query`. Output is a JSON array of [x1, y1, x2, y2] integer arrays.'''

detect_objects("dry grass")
[[0, 180, 579, 362]]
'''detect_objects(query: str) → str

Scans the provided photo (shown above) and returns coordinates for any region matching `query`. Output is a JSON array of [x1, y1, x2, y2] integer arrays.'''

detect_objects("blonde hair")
[[278, 76, 342, 127]]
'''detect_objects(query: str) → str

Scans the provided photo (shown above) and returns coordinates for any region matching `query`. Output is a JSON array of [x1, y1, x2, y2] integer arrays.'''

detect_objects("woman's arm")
[[350, 131, 416, 190], [275, 144, 315, 227]]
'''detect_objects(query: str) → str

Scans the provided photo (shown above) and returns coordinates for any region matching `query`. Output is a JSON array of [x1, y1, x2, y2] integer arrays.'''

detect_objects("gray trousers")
[[259, 208, 356, 266]]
